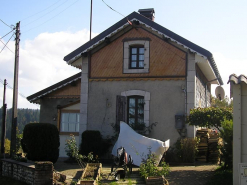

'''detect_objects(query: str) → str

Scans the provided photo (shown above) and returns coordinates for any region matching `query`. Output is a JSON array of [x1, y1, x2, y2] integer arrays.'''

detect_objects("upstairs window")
[[123, 39, 150, 74], [130, 46, 145, 69]]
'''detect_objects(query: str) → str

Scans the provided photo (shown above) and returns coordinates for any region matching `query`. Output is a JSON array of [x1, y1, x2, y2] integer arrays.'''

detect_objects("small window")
[[123, 39, 150, 74], [127, 96, 144, 125], [61, 112, 79, 132], [130, 46, 145, 69]]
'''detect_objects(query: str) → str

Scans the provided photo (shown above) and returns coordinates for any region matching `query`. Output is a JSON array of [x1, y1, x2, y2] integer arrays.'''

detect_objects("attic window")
[[123, 39, 150, 73]]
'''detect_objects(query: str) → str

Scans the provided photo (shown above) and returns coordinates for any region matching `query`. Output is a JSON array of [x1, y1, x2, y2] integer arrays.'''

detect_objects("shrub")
[[21, 123, 60, 163], [139, 148, 170, 179], [80, 130, 111, 157], [0, 138, 11, 155], [219, 119, 233, 169], [165, 138, 199, 163]]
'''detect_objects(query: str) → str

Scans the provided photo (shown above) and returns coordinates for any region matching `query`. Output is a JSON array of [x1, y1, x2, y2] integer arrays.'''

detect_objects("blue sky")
[[0, 0, 247, 108]]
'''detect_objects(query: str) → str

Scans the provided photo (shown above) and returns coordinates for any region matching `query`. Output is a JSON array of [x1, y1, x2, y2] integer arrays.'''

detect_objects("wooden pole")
[[1, 79, 7, 157], [90, 0, 92, 40], [10, 22, 20, 157]]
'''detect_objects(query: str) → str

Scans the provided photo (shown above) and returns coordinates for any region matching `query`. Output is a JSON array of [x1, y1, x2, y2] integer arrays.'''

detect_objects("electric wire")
[[0, 29, 15, 40], [102, 0, 125, 17], [22, 0, 79, 34], [0, 19, 12, 29], [0, 39, 14, 54], [21, 0, 63, 21], [0, 33, 15, 54], [22, 0, 69, 27], [0, 79, 40, 108]]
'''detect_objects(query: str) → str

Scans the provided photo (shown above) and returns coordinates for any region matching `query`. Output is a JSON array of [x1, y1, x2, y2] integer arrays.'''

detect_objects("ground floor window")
[[127, 96, 144, 125], [61, 112, 79, 132]]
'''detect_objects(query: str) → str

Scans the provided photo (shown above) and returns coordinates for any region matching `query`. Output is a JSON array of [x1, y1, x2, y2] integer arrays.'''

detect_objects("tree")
[[211, 95, 233, 109]]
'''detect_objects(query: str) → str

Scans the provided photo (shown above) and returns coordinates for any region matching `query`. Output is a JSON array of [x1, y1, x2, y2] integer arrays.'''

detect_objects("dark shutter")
[[116, 95, 126, 125]]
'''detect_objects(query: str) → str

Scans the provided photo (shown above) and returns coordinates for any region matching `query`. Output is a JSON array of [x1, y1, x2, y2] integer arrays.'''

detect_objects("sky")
[[0, 0, 247, 109]]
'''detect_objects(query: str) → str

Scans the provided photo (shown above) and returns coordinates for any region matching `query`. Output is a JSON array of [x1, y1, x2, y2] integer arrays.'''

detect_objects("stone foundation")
[[1, 159, 53, 185]]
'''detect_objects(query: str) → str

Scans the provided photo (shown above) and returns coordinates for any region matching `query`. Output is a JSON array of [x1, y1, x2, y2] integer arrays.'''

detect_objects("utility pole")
[[1, 79, 7, 157], [90, 0, 92, 40], [10, 21, 20, 157]]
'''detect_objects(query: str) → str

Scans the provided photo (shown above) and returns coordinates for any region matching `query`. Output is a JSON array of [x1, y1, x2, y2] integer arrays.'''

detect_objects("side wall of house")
[[87, 80, 185, 145]]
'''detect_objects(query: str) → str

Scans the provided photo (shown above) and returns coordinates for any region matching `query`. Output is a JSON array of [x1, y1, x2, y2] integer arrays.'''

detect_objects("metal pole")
[[10, 22, 20, 157], [90, 0, 92, 40], [1, 79, 7, 157]]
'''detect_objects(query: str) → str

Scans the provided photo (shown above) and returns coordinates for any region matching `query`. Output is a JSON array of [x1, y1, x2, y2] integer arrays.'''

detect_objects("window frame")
[[59, 110, 80, 135], [129, 45, 145, 69], [123, 39, 150, 74], [127, 95, 145, 125]]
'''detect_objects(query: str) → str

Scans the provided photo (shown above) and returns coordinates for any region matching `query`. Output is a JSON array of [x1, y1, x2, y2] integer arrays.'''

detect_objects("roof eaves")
[[27, 72, 81, 103]]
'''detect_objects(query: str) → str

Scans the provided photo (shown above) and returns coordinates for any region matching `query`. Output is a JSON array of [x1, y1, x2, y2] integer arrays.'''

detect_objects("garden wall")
[[0, 159, 53, 185]]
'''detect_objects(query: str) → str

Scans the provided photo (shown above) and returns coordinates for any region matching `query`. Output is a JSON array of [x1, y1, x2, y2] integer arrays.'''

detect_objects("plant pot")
[[146, 176, 169, 185], [77, 163, 102, 185]]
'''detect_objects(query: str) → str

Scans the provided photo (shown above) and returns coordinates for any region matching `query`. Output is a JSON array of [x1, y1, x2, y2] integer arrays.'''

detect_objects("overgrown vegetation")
[[65, 134, 97, 169], [165, 138, 199, 163], [139, 147, 170, 179], [21, 123, 60, 163]]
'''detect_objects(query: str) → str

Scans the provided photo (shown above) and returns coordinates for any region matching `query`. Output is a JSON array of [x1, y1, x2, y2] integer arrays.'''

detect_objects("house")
[[228, 74, 247, 184], [27, 8, 223, 157]]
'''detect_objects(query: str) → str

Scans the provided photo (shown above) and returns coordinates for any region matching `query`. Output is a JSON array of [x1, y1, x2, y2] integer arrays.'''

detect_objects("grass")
[[0, 176, 28, 185], [206, 166, 232, 185]]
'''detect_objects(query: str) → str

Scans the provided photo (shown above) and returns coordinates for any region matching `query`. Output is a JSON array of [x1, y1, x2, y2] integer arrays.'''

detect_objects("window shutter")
[[116, 95, 126, 125]]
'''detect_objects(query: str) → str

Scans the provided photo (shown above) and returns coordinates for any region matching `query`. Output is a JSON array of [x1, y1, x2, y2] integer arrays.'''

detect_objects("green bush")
[[165, 138, 199, 163], [21, 123, 60, 163], [80, 130, 111, 157], [0, 138, 11, 155], [139, 148, 170, 179], [219, 119, 233, 169]]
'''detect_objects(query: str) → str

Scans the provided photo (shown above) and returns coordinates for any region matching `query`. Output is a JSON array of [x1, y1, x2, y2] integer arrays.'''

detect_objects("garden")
[[0, 105, 233, 185]]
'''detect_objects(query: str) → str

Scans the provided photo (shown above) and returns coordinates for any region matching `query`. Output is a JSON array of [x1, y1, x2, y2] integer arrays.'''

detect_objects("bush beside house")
[[21, 123, 60, 163]]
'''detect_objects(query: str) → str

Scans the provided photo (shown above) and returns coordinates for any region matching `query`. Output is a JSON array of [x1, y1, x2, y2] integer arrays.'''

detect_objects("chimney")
[[138, 8, 155, 21]]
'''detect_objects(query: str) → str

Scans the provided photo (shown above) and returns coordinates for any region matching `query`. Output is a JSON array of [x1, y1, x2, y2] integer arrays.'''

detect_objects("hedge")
[[21, 123, 60, 163]]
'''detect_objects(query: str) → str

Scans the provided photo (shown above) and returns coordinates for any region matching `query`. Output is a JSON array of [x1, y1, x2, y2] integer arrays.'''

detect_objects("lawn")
[[206, 166, 233, 185]]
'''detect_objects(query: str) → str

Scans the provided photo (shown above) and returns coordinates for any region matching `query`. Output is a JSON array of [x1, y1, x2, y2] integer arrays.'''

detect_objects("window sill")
[[123, 68, 149, 74], [59, 132, 79, 136]]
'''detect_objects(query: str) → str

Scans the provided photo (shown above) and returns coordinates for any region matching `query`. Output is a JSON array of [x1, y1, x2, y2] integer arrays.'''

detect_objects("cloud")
[[0, 29, 97, 109]]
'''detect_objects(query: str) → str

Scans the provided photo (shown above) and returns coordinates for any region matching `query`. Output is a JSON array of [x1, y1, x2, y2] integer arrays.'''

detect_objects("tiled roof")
[[64, 11, 223, 85], [228, 74, 247, 84], [27, 72, 81, 103]]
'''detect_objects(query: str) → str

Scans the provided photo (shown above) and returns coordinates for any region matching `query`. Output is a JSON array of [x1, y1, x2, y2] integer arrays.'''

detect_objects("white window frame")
[[123, 40, 150, 73], [121, 90, 150, 127], [60, 111, 80, 132]]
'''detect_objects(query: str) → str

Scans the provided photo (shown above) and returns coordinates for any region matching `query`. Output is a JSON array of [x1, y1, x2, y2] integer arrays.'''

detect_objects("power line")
[[0, 33, 15, 54], [21, 0, 63, 21], [0, 79, 40, 108], [102, 0, 125, 17], [0, 19, 12, 29], [22, 0, 69, 27], [0, 29, 15, 40], [0, 39, 14, 54], [23, 0, 79, 34]]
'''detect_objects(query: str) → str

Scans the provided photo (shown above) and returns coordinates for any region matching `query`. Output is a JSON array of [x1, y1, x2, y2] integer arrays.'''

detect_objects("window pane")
[[139, 55, 144, 60], [61, 113, 79, 132], [139, 61, 144, 68], [131, 62, 136, 68], [131, 55, 137, 60], [139, 48, 144, 54], [69, 113, 77, 123], [131, 48, 137, 54]]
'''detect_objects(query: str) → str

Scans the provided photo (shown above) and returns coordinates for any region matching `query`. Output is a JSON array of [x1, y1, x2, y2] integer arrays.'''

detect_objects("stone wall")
[[1, 159, 53, 185]]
